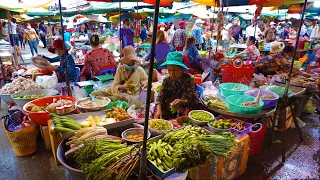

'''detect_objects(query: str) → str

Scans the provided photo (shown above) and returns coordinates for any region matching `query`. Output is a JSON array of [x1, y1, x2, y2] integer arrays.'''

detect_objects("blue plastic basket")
[[226, 95, 264, 114]]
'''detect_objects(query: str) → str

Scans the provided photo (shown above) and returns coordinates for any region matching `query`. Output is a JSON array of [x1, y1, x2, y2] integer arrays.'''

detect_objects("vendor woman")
[[236, 36, 260, 62], [91, 45, 148, 97], [38, 38, 76, 82], [256, 42, 310, 77], [154, 52, 199, 120]]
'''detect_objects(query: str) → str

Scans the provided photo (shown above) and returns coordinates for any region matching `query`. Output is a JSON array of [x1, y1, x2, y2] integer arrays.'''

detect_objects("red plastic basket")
[[249, 124, 267, 156], [221, 63, 255, 85]]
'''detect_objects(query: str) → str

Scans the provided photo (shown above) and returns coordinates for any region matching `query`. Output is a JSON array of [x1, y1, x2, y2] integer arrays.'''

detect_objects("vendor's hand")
[[37, 54, 43, 57], [142, 81, 148, 89], [118, 85, 128, 91], [154, 110, 162, 119], [47, 64, 57, 71], [171, 99, 186, 107]]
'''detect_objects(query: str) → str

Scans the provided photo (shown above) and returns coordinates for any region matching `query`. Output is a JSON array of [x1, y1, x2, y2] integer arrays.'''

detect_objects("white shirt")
[[245, 25, 261, 39], [222, 28, 229, 40], [8, 22, 17, 34], [310, 26, 320, 41]]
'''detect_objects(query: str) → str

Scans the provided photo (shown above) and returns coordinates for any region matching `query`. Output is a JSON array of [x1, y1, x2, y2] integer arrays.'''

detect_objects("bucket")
[[3, 119, 37, 156], [194, 74, 202, 85], [249, 123, 267, 156]]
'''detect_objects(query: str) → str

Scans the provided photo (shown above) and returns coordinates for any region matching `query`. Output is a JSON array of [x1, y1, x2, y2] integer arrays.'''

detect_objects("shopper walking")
[[23, 23, 39, 57], [39, 22, 47, 48], [191, 19, 204, 50], [172, 20, 187, 51], [6, 10, 21, 56]]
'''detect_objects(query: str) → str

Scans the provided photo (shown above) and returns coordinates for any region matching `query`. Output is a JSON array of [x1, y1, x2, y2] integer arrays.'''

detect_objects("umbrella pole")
[[58, 0, 71, 96], [139, 0, 160, 178], [283, 0, 308, 101], [119, 0, 122, 53]]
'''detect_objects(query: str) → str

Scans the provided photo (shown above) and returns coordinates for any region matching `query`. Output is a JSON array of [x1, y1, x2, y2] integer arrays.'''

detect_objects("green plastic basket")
[[219, 83, 250, 97], [226, 95, 264, 114], [266, 85, 292, 98], [84, 86, 94, 94]]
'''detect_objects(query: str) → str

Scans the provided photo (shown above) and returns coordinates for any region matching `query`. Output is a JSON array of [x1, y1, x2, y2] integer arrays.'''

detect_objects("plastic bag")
[[35, 74, 58, 89], [106, 100, 129, 110], [202, 81, 220, 99], [38, 40, 44, 48], [72, 86, 87, 100], [136, 89, 147, 105]]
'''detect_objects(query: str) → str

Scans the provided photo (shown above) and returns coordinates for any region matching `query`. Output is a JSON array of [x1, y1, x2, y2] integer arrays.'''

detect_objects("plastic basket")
[[221, 64, 255, 85], [249, 123, 267, 156], [2, 119, 37, 156], [229, 119, 252, 138], [226, 95, 264, 114]]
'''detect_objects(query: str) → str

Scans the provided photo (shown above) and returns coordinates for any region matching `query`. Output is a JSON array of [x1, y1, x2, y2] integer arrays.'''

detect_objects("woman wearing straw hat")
[[256, 42, 310, 77], [264, 22, 277, 43], [92, 45, 148, 97], [154, 52, 199, 120]]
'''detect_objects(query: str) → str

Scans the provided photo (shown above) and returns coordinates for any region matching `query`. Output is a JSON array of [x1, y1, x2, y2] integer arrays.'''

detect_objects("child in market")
[[37, 38, 76, 82], [184, 36, 205, 72]]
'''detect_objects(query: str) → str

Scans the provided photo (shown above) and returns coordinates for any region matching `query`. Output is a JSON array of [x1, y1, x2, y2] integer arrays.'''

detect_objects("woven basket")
[[3, 119, 37, 156]]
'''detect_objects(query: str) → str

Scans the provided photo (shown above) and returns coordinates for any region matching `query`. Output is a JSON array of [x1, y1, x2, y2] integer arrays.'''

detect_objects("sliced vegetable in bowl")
[[188, 110, 215, 126]]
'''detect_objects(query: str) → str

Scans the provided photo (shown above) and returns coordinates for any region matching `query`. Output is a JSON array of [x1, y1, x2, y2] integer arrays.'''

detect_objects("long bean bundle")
[[197, 132, 236, 156], [86, 146, 133, 180], [73, 138, 126, 173]]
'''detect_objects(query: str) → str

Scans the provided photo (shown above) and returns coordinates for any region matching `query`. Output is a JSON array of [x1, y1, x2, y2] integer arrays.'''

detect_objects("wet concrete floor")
[[0, 102, 319, 180]]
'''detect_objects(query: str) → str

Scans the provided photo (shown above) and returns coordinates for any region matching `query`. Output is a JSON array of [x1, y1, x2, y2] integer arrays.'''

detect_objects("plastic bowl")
[[76, 97, 111, 112], [207, 122, 230, 133], [188, 110, 215, 126], [23, 96, 76, 126], [226, 95, 264, 114], [121, 128, 150, 143], [219, 83, 250, 97], [11, 89, 60, 107], [0, 94, 15, 104], [244, 89, 279, 109], [148, 119, 173, 136], [266, 85, 292, 98]]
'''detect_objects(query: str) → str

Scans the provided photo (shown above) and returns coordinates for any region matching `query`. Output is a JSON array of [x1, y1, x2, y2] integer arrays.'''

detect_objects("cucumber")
[[162, 161, 170, 170], [162, 148, 167, 156], [163, 158, 172, 168], [157, 144, 164, 158], [167, 144, 174, 152], [165, 155, 172, 164], [55, 127, 75, 133], [156, 157, 161, 165], [152, 143, 157, 157], [158, 165, 164, 172], [160, 142, 167, 147], [63, 122, 81, 130]]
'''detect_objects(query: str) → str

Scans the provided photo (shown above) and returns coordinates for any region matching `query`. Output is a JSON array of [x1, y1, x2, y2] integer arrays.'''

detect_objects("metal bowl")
[[32, 57, 51, 69], [0, 94, 15, 104], [148, 119, 173, 136], [121, 128, 150, 143], [76, 97, 111, 112], [12, 89, 60, 107]]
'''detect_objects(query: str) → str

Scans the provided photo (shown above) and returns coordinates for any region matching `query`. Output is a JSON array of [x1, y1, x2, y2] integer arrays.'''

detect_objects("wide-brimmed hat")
[[119, 46, 137, 64], [160, 52, 188, 70], [179, 21, 187, 27], [270, 41, 285, 53], [195, 19, 205, 24], [48, 38, 65, 53]]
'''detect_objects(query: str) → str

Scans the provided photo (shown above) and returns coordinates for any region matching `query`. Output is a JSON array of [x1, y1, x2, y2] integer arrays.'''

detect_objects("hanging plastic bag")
[[202, 81, 220, 99], [35, 73, 58, 89], [72, 86, 87, 100], [38, 40, 44, 48]]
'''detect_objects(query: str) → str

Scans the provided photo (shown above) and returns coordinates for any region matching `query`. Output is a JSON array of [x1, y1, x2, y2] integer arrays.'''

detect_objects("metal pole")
[[139, 0, 160, 178], [283, 0, 308, 100], [119, 0, 122, 52], [58, 0, 71, 96]]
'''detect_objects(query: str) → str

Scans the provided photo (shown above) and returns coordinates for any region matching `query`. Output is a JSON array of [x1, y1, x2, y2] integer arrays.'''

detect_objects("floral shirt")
[[157, 73, 199, 107], [81, 48, 116, 77], [172, 29, 187, 48]]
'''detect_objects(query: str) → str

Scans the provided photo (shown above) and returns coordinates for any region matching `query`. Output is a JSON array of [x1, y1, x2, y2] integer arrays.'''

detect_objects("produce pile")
[[169, 117, 192, 128], [147, 125, 237, 173], [209, 118, 248, 131], [13, 94, 45, 99], [51, 114, 82, 133], [0, 77, 39, 94], [106, 107, 131, 121], [209, 119, 231, 129], [149, 119, 172, 131], [81, 115, 116, 127], [206, 97, 229, 111], [25, 99, 74, 114], [190, 111, 214, 122], [125, 79, 140, 95]]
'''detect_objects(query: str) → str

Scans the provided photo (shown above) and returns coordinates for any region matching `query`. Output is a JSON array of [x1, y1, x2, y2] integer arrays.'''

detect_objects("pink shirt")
[[81, 48, 116, 77]]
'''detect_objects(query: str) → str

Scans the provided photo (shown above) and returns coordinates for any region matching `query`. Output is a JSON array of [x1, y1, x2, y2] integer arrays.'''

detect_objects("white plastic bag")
[[38, 40, 44, 48], [202, 81, 220, 99], [35, 74, 58, 89], [72, 86, 88, 100]]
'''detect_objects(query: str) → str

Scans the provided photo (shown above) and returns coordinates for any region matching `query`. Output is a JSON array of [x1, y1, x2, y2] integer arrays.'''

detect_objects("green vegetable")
[[149, 119, 172, 131], [197, 132, 236, 156], [63, 122, 81, 130], [190, 111, 213, 122], [170, 104, 178, 114]]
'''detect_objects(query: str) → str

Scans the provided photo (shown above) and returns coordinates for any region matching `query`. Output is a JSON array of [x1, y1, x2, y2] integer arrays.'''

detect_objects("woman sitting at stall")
[[184, 36, 205, 72], [92, 45, 148, 97], [80, 35, 116, 80], [145, 30, 171, 70], [256, 42, 310, 77], [38, 38, 76, 82], [236, 36, 260, 62], [154, 52, 199, 120]]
